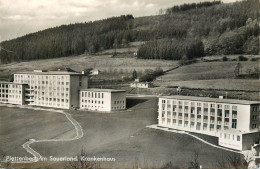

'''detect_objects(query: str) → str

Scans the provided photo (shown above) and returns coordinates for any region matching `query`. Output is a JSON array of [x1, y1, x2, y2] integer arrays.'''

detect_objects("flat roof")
[[159, 95, 260, 105], [80, 88, 126, 93], [14, 71, 86, 76], [0, 81, 27, 85]]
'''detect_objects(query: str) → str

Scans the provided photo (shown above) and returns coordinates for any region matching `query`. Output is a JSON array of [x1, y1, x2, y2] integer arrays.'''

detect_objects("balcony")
[[25, 98, 34, 102], [203, 119, 208, 123], [210, 120, 215, 124], [232, 115, 237, 119], [197, 118, 202, 122], [217, 121, 222, 125], [224, 122, 229, 126], [184, 117, 188, 121], [210, 112, 215, 116], [190, 118, 195, 121]]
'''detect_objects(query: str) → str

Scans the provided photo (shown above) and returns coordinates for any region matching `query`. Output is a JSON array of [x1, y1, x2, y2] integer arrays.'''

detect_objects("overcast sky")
[[0, 0, 238, 42]]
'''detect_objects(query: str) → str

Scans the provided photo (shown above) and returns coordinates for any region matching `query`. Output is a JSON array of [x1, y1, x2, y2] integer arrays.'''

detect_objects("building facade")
[[0, 81, 27, 105], [158, 95, 260, 150], [80, 89, 126, 112], [130, 82, 153, 88], [0, 70, 89, 109]]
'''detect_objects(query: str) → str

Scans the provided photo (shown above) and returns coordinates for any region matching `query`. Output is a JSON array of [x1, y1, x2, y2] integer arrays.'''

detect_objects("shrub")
[[238, 55, 248, 61], [251, 58, 258, 61], [222, 56, 228, 61]]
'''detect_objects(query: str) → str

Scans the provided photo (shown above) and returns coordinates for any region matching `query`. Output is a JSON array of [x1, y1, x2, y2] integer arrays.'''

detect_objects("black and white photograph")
[[0, 0, 259, 168]]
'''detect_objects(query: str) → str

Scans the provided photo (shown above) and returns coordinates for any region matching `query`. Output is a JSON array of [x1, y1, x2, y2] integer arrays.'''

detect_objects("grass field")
[[0, 54, 178, 80], [0, 106, 75, 157], [154, 61, 260, 91], [0, 97, 237, 168]]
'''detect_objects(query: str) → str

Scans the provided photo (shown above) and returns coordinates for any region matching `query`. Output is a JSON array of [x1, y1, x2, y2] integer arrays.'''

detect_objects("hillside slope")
[[0, 0, 259, 63]]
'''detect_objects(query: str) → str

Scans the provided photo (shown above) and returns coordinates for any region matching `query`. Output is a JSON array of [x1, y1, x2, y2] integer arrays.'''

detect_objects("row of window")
[[112, 106, 125, 110], [82, 99, 104, 104], [162, 99, 238, 110], [33, 102, 69, 107], [34, 91, 69, 96], [0, 84, 8, 88], [114, 100, 125, 104], [162, 117, 237, 129], [8, 95, 22, 99], [220, 133, 241, 142], [9, 90, 22, 94], [34, 86, 69, 91], [0, 94, 8, 98], [0, 90, 8, 93], [81, 92, 104, 99], [15, 74, 70, 80], [36, 98, 69, 103]]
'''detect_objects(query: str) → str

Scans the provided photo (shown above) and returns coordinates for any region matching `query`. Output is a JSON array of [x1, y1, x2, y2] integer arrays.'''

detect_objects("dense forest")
[[0, 0, 259, 63]]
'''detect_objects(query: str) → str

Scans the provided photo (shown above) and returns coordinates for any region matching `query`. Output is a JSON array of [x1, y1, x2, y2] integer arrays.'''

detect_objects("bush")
[[238, 55, 248, 61], [222, 56, 228, 61], [251, 58, 258, 61]]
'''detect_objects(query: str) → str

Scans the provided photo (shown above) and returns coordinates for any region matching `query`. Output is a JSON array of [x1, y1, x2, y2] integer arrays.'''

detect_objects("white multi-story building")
[[0, 82, 10, 103], [80, 89, 126, 112], [0, 81, 27, 105], [158, 95, 260, 150], [12, 70, 88, 109], [8, 83, 27, 105]]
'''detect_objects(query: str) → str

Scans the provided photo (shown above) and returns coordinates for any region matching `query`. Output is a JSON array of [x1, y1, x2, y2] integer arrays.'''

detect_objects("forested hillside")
[[0, 0, 259, 63]]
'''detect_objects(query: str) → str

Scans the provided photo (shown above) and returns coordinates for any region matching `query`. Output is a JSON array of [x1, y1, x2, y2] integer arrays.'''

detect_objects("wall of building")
[[242, 132, 260, 150], [110, 92, 126, 111], [250, 104, 260, 131], [158, 97, 257, 136], [8, 84, 26, 105], [236, 104, 251, 132], [0, 83, 9, 103], [218, 131, 243, 150], [70, 76, 80, 109], [80, 91, 111, 112]]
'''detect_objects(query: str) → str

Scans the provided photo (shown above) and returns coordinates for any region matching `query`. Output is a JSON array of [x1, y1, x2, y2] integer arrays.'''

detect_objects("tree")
[[132, 69, 137, 80], [234, 63, 242, 77]]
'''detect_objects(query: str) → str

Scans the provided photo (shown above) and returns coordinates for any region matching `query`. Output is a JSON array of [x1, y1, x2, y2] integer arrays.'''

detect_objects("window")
[[232, 119, 237, 129], [253, 115, 258, 120], [237, 136, 240, 141], [217, 104, 222, 109], [232, 106, 237, 111], [102, 93, 104, 98], [162, 100, 166, 104], [224, 105, 230, 109], [253, 107, 258, 112], [252, 124, 257, 129]]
